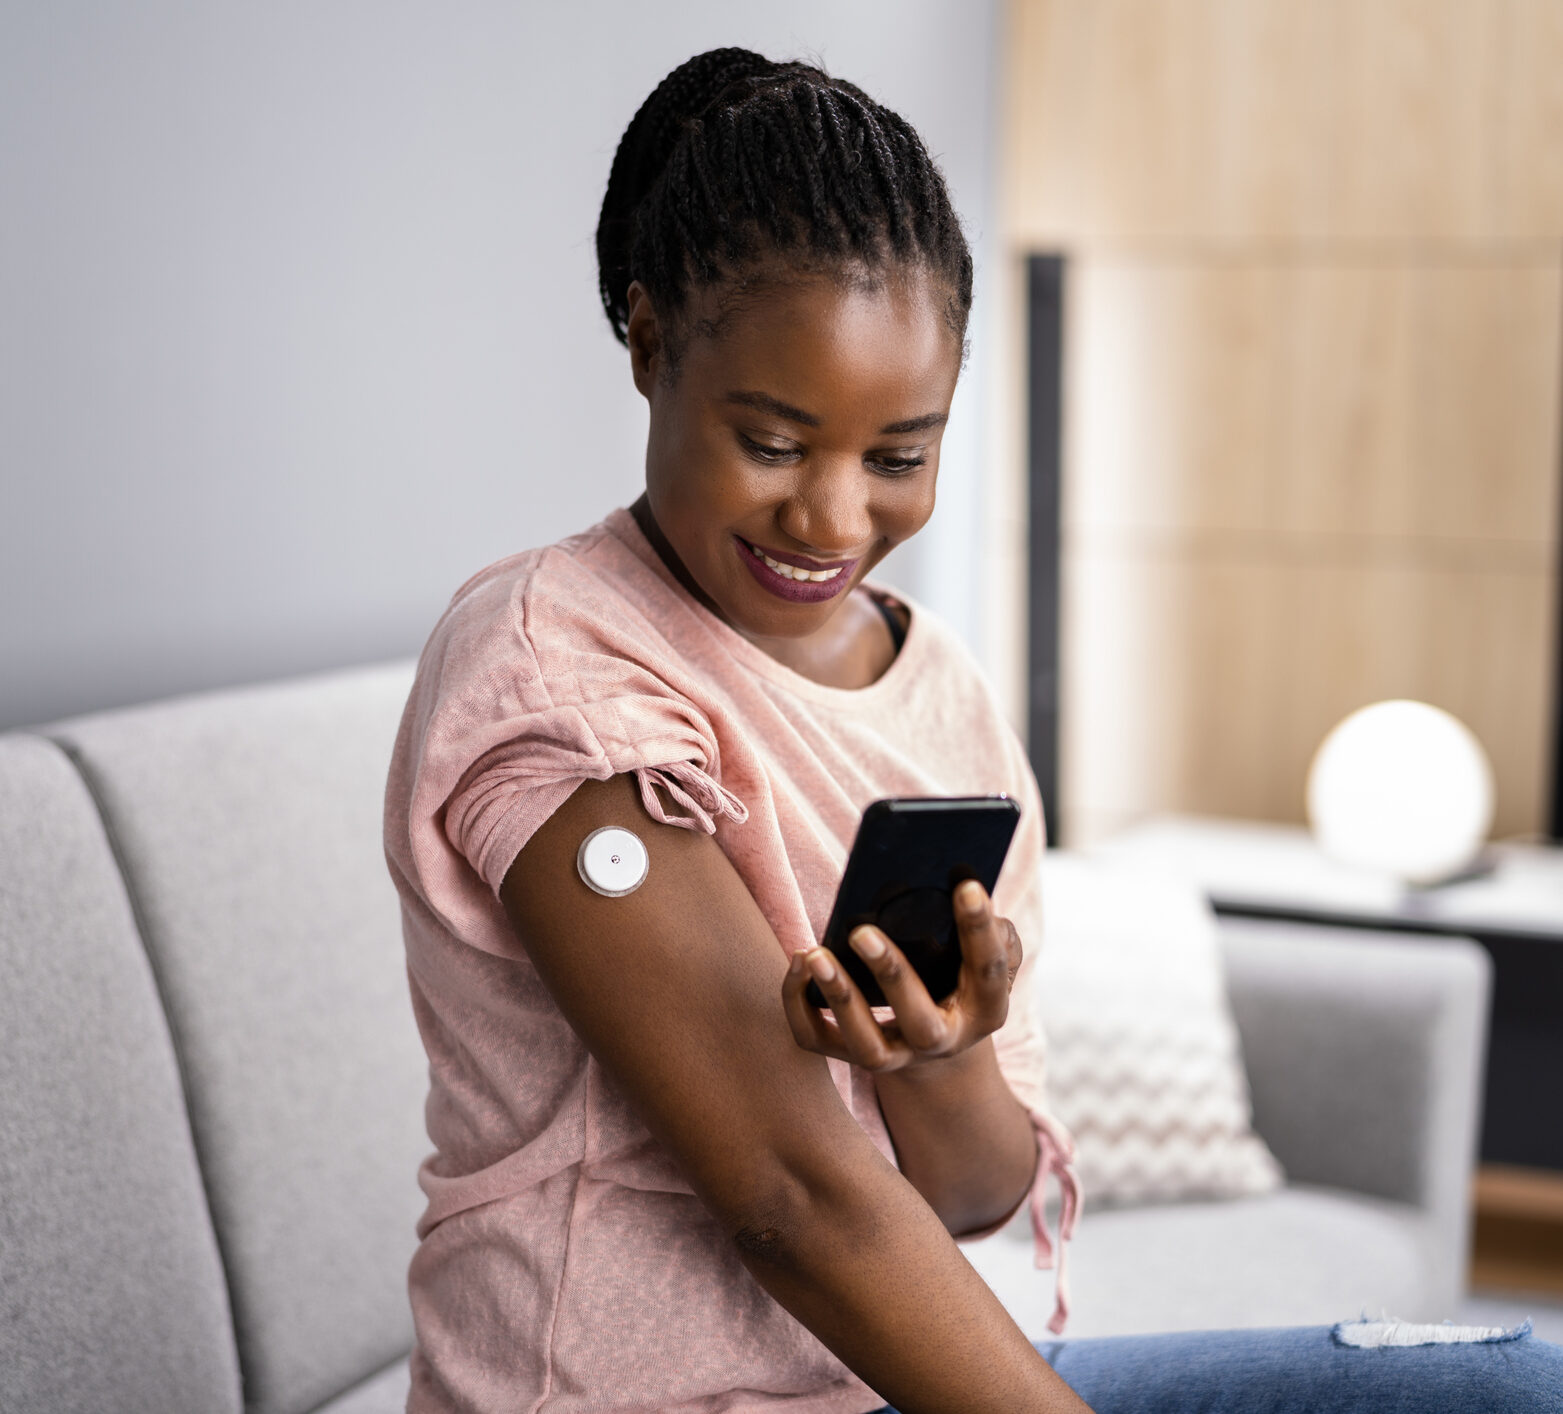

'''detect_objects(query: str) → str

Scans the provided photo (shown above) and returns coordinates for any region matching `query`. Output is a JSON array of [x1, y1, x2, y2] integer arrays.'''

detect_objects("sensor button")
[[577, 826, 649, 898]]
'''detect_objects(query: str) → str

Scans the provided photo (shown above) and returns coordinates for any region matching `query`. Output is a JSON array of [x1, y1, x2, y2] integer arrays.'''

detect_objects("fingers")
[[953, 880, 1020, 1030], [846, 926, 951, 1054], [780, 949, 847, 1059], [781, 885, 1027, 1068], [781, 947, 909, 1070]]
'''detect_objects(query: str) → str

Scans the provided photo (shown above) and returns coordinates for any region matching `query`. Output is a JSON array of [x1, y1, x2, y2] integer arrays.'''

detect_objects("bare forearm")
[[874, 1037, 1038, 1235], [732, 1146, 1090, 1414]]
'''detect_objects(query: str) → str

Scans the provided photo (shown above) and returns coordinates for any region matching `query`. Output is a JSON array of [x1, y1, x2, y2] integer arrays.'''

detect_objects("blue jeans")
[[871, 1320, 1563, 1412]]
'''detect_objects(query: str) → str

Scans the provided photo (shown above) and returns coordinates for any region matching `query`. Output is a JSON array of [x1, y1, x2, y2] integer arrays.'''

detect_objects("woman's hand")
[[781, 879, 1022, 1072], [782, 878, 1039, 1236]]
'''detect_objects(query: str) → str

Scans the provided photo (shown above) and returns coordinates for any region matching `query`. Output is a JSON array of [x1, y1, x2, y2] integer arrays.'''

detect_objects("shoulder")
[[435, 520, 617, 648], [394, 511, 724, 791], [387, 516, 742, 893], [414, 515, 680, 709]]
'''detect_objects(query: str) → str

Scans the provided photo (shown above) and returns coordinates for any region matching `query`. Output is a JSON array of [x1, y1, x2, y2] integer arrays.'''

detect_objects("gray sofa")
[[0, 663, 1491, 1413]]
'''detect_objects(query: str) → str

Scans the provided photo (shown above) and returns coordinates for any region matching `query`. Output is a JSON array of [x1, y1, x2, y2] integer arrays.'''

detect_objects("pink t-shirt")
[[384, 509, 1075, 1414]]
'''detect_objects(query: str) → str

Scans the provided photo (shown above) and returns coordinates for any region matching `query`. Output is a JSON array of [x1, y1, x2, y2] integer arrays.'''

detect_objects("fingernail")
[[806, 949, 837, 984], [851, 927, 886, 960], [788, 950, 805, 975], [957, 880, 985, 912]]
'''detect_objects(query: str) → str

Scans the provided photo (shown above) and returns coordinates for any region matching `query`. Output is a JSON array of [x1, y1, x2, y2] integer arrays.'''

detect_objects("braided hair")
[[596, 48, 973, 364]]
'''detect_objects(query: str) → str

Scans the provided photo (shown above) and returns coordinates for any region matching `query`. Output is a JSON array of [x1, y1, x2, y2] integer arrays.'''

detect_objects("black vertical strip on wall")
[[1027, 255, 1065, 842], [1552, 251, 1563, 840]]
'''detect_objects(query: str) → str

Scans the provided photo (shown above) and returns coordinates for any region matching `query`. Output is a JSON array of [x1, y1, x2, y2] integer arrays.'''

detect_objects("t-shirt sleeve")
[[409, 565, 748, 900], [448, 727, 748, 897]]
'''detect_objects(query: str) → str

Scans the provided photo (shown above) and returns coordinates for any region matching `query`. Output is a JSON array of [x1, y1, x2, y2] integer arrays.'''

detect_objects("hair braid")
[[595, 47, 973, 357], [597, 48, 781, 342]]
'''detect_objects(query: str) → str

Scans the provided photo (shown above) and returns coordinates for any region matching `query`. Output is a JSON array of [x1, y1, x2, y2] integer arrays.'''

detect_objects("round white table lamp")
[[1306, 700, 1495, 885]]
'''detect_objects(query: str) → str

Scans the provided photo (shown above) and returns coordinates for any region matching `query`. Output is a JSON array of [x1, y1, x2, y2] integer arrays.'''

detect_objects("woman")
[[386, 47, 1563, 1413]]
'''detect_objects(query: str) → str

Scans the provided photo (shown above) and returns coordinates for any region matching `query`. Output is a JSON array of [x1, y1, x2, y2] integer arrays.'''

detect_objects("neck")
[[630, 494, 724, 621], [627, 494, 894, 687]]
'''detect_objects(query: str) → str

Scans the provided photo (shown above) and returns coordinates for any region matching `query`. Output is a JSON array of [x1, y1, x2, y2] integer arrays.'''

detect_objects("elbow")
[[714, 1149, 882, 1277], [732, 1211, 800, 1268], [719, 1166, 825, 1276]]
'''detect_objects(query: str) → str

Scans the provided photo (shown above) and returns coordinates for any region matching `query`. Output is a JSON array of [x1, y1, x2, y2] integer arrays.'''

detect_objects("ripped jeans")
[[870, 1319, 1563, 1412]]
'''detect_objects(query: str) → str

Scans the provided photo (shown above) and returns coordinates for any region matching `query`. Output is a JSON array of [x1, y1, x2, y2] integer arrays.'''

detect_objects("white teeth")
[[749, 543, 843, 582]]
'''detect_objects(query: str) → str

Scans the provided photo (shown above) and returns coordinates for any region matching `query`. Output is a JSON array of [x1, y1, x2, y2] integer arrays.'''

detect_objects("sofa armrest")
[[1219, 918, 1488, 1256]]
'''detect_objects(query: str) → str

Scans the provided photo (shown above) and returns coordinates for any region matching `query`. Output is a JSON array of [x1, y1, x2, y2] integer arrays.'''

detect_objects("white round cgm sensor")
[[577, 826, 649, 898]]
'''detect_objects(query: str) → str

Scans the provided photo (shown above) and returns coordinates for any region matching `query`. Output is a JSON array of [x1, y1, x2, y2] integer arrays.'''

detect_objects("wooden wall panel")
[[1058, 253, 1560, 843], [1406, 264, 1563, 542], [1006, 0, 1212, 243], [1006, 0, 1549, 247], [1064, 262, 1281, 538], [1270, 557, 1555, 840], [1496, 0, 1563, 239], [1067, 259, 1561, 544], [1200, 0, 1340, 245], [1277, 263, 1561, 542], [1062, 546, 1556, 845], [1004, 0, 1563, 849], [1060, 549, 1304, 836], [1273, 267, 1417, 538], [1324, 0, 1499, 245]]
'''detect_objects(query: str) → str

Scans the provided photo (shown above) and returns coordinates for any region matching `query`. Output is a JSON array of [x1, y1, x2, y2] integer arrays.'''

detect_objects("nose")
[[776, 461, 875, 558]]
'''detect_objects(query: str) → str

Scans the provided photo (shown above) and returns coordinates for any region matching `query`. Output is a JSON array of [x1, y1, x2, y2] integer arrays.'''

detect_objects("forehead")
[[677, 269, 962, 419]]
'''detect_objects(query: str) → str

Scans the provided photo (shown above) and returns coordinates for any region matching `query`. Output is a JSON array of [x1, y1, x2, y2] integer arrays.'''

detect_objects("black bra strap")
[[873, 594, 908, 655]]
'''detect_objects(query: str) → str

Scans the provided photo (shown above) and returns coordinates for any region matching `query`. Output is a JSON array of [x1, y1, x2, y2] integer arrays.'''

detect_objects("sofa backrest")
[[8, 660, 429, 1414], [0, 734, 242, 1414]]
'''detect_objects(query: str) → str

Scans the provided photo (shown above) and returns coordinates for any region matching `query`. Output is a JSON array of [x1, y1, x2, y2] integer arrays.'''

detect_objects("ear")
[[624, 281, 664, 398]]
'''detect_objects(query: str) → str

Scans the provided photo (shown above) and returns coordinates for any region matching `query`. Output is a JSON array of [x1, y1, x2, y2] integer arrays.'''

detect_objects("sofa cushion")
[[1035, 853, 1283, 1205], [49, 663, 426, 1414], [312, 1357, 411, 1414], [964, 1184, 1434, 1341], [0, 734, 242, 1414]]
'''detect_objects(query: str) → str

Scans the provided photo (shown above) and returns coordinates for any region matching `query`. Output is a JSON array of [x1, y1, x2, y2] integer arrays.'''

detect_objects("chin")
[[735, 582, 860, 640]]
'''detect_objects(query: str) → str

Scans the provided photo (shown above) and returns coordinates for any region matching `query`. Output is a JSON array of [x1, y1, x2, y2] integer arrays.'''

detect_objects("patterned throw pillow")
[[1033, 852, 1283, 1207]]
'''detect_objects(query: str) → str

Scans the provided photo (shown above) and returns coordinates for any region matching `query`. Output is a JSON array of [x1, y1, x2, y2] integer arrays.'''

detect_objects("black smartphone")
[[806, 796, 1022, 1009]]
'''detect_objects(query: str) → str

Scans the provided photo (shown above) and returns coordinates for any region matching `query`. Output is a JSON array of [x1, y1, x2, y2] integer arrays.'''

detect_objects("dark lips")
[[735, 537, 858, 604]]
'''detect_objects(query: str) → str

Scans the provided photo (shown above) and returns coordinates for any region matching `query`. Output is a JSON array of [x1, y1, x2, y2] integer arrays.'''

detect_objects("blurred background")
[[5, 0, 1563, 1334], [7, 1, 1560, 855], [0, 0, 1000, 729], [1001, 0, 1563, 854]]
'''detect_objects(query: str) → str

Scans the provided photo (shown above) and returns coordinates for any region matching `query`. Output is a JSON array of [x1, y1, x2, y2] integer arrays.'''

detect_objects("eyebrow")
[[725, 390, 947, 437], [878, 411, 948, 435], [725, 390, 820, 427]]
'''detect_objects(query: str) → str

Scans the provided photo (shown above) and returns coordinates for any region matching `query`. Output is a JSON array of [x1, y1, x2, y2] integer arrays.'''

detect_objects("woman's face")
[[626, 266, 963, 644]]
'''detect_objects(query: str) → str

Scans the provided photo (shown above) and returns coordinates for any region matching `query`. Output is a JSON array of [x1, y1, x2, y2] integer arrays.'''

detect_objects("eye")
[[868, 451, 929, 476], [737, 432, 800, 464]]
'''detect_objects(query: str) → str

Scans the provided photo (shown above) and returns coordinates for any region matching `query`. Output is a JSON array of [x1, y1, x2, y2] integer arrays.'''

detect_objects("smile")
[[736, 537, 859, 604], [750, 544, 843, 582]]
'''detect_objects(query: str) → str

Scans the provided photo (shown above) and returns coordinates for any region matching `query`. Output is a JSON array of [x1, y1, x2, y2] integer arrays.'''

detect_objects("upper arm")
[[499, 772, 883, 1227]]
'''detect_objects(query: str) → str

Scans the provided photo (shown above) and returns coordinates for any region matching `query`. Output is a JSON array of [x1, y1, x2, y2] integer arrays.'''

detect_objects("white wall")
[[0, 2, 999, 729]]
